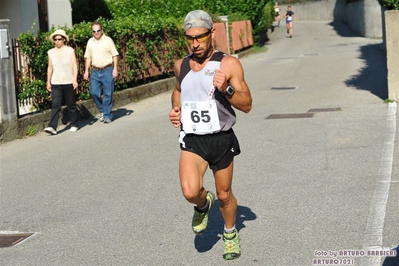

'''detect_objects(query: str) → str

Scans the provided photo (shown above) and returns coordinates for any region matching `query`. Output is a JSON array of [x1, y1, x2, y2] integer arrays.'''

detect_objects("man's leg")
[[179, 150, 214, 234], [89, 69, 103, 115], [214, 161, 241, 260], [214, 161, 236, 229], [101, 67, 115, 121]]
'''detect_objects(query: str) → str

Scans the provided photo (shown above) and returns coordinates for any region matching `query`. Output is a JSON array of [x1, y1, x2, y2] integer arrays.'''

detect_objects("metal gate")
[[12, 38, 36, 117]]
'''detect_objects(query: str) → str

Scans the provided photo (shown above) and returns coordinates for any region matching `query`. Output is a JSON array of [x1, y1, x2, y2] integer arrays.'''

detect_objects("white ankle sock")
[[224, 225, 236, 234]]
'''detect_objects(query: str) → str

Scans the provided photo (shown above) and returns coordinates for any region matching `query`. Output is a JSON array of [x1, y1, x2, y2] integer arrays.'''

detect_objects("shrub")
[[102, 0, 274, 44], [378, 0, 399, 9]]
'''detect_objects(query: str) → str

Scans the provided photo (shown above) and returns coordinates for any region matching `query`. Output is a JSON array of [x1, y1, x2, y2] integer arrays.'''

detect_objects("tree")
[[71, 0, 112, 24]]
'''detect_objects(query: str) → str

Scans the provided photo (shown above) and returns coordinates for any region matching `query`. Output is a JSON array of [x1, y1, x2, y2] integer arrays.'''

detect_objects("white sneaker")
[[44, 127, 57, 135], [70, 126, 78, 132], [99, 113, 104, 122]]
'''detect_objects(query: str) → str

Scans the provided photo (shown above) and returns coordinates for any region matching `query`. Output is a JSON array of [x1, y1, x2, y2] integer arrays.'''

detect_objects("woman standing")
[[44, 29, 78, 135], [284, 6, 295, 38]]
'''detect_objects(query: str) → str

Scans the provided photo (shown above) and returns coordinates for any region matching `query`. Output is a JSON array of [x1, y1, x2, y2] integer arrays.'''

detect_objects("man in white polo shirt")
[[84, 21, 119, 123]]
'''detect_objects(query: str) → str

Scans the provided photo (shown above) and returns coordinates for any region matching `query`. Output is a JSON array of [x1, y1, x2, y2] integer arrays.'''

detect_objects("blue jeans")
[[89, 67, 114, 120]]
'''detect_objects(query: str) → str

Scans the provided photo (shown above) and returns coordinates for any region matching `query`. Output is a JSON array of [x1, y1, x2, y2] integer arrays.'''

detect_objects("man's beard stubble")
[[192, 44, 214, 62]]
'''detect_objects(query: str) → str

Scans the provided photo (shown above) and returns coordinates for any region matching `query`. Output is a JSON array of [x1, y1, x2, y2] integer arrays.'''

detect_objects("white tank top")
[[178, 51, 236, 134]]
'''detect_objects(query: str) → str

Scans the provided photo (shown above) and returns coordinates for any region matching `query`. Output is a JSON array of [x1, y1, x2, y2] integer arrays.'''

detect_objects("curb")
[[0, 78, 176, 144]]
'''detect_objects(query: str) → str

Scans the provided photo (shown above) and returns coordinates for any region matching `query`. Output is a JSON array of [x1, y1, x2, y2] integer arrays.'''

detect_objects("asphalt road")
[[1, 21, 398, 266]]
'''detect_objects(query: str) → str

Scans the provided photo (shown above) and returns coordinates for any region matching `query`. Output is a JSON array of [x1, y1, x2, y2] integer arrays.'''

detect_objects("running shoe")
[[192, 191, 215, 235], [223, 229, 241, 260], [70, 126, 78, 132]]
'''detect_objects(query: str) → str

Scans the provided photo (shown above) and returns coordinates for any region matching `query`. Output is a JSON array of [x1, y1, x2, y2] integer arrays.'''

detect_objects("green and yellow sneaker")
[[192, 191, 215, 235], [223, 229, 241, 260]]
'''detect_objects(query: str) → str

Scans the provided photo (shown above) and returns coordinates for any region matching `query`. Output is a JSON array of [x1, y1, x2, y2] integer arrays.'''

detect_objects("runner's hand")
[[213, 69, 228, 92], [169, 106, 181, 128]]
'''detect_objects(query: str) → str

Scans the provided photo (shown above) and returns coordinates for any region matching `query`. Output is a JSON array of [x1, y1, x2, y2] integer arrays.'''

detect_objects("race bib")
[[181, 100, 220, 134], [287, 16, 293, 21]]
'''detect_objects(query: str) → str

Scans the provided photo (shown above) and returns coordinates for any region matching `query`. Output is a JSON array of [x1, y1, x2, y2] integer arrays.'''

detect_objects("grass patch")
[[26, 125, 38, 136], [384, 98, 396, 104], [251, 45, 267, 53]]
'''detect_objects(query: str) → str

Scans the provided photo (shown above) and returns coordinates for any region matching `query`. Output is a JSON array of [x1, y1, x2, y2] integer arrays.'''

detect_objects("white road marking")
[[360, 102, 396, 265]]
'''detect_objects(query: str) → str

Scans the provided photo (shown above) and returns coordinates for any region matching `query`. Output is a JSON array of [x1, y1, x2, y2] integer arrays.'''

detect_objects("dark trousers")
[[48, 84, 78, 129]]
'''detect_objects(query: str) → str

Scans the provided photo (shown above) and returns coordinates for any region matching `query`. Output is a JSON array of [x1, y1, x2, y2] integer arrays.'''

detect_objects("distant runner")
[[274, 2, 281, 27], [284, 6, 295, 38]]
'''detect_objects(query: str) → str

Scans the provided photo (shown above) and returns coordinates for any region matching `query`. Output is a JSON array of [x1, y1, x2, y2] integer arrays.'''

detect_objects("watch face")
[[226, 85, 235, 96]]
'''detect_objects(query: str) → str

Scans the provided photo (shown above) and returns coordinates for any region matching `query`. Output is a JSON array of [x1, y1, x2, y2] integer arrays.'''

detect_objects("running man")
[[169, 10, 252, 260]]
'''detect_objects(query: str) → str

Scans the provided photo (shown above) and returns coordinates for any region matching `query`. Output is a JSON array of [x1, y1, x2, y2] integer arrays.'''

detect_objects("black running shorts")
[[179, 129, 241, 171]]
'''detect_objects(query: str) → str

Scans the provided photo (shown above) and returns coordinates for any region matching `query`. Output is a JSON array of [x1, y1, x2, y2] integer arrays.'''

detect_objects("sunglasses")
[[184, 30, 212, 44], [92, 29, 102, 33], [53, 38, 63, 41]]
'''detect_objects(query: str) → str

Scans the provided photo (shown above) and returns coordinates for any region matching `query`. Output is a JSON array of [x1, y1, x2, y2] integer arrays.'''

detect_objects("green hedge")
[[74, 0, 274, 44], [17, 16, 186, 110]]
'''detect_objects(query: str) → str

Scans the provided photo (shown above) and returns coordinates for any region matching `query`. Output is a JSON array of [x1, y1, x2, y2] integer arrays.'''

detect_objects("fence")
[[12, 38, 35, 117]]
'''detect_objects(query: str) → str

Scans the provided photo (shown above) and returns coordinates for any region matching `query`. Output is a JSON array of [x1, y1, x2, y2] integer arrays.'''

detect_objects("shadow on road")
[[328, 21, 388, 100], [194, 201, 257, 252], [345, 43, 388, 100], [329, 21, 358, 37], [57, 106, 134, 133], [113, 108, 134, 120]]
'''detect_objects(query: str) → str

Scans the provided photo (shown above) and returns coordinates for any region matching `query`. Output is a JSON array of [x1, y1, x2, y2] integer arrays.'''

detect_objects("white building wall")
[[0, 0, 39, 39], [0, 0, 72, 39], [47, 0, 72, 29]]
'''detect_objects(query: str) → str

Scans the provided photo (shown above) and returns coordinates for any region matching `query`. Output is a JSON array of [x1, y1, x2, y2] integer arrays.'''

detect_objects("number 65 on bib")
[[181, 100, 221, 134]]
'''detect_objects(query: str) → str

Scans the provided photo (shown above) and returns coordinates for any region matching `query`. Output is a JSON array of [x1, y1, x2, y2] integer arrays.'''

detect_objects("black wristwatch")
[[225, 85, 235, 97]]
